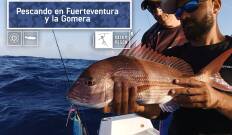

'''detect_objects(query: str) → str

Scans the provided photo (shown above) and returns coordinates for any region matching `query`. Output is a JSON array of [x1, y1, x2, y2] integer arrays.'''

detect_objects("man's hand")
[[169, 78, 222, 109], [112, 81, 144, 114], [103, 81, 144, 114], [103, 81, 161, 119], [169, 78, 232, 120]]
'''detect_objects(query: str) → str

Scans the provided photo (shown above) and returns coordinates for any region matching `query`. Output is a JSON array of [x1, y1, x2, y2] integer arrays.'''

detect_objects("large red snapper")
[[67, 45, 232, 108]]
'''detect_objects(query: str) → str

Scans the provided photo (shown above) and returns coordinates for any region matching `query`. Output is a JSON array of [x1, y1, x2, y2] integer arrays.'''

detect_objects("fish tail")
[[199, 48, 232, 92], [210, 73, 232, 92]]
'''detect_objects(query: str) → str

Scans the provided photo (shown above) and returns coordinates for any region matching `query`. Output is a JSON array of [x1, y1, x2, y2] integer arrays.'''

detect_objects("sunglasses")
[[175, 0, 200, 18]]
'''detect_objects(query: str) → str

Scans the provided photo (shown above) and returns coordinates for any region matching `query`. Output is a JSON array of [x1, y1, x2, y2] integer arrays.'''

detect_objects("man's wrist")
[[214, 91, 225, 110], [214, 92, 232, 120], [215, 92, 231, 112]]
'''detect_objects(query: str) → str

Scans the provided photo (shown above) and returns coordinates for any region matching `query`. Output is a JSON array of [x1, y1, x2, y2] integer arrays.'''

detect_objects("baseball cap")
[[141, 0, 176, 13]]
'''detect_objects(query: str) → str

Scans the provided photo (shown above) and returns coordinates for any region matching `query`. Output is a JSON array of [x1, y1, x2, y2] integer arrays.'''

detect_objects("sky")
[[0, 0, 232, 60]]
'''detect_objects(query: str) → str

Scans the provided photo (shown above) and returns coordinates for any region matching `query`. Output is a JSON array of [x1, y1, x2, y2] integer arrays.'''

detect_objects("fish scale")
[[68, 45, 232, 111]]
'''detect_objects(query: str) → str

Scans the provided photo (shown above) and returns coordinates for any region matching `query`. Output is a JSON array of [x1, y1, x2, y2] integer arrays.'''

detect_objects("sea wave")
[[0, 56, 103, 135]]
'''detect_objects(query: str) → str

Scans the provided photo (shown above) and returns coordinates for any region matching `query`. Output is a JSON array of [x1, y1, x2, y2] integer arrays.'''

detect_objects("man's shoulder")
[[143, 23, 160, 35], [141, 23, 160, 44]]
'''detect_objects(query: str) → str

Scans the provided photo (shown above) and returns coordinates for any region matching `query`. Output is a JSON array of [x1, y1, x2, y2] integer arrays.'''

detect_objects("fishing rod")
[[52, 30, 89, 135], [52, 30, 71, 88], [52, 29, 140, 135]]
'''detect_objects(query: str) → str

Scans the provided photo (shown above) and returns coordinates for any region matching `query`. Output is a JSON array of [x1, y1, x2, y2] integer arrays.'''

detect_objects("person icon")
[[98, 33, 109, 47]]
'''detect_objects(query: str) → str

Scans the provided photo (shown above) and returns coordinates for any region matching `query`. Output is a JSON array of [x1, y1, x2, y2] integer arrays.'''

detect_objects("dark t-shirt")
[[163, 36, 232, 135], [141, 23, 187, 52]]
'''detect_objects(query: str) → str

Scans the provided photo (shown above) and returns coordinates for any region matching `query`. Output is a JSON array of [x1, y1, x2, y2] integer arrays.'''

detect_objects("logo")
[[7, 31, 39, 47], [7, 31, 22, 46], [95, 31, 113, 49], [23, 31, 39, 46], [94, 31, 132, 49], [113, 31, 132, 49]]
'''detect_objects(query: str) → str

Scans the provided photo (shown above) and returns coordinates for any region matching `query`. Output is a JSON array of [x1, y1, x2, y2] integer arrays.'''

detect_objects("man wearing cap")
[[141, 0, 187, 52], [107, 0, 232, 134]]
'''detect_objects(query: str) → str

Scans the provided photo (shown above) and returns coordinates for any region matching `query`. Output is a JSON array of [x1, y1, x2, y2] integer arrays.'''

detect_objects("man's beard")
[[182, 13, 214, 41]]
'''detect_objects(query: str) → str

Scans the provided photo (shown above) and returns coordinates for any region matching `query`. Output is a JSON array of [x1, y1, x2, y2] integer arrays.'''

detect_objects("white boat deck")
[[98, 114, 160, 135]]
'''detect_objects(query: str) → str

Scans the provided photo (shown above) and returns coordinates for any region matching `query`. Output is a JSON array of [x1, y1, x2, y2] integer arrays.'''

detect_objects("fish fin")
[[159, 100, 180, 112], [120, 44, 194, 75], [199, 48, 232, 92], [200, 48, 232, 75], [119, 30, 141, 55], [210, 73, 232, 92], [137, 88, 173, 105]]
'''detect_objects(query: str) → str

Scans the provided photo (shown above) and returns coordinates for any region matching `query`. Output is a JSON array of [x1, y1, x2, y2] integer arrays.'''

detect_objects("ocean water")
[[0, 56, 160, 135], [0, 56, 109, 135]]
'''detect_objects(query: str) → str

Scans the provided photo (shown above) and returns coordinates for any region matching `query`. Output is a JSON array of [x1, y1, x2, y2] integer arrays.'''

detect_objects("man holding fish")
[[67, 0, 232, 134], [110, 0, 232, 134]]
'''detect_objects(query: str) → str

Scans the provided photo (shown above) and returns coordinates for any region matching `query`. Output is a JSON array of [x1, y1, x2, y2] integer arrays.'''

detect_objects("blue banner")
[[8, 1, 131, 29]]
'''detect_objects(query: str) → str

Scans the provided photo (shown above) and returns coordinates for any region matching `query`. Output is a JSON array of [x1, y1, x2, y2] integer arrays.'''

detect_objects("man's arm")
[[169, 78, 232, 120], [216, 92, 232, 119]]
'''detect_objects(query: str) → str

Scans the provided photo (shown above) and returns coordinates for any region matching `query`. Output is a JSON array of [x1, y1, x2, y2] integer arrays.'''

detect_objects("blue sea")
[[0, 56, 161, 135], [0, 56, 113, 135]]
